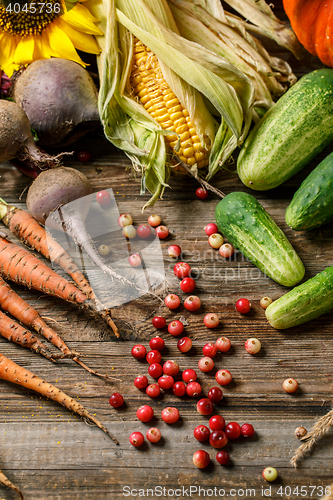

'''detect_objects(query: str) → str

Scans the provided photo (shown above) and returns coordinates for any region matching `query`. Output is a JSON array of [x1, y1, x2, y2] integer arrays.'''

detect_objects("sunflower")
[[0, 0, 103, 77]]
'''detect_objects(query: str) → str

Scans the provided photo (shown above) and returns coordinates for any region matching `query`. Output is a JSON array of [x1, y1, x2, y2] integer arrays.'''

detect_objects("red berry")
[[202, 343, 218, 358], [203, 313, 220, 329], [129, 431, 144, 447], [204, 223, 218, 236], [134, 375, 149, 389], [194, 425, 210, 442], [283, 378, 298, 393], [241, 423, 255, 438], [215, 369, 232, 386], [128, 253, 142, 267], [198, 356, 214, 373], [215, 337, 231, 353], [184, 295, 201, 312], [152, 316, 166, 329], [193, 450, 210, 469], [118, 213, 133, 228], [148, 363, 163, 379], [173, 262, 191, 279], [77, 150, 91, 162], [225, 422, 241, 440], [209, 415, 225, 431], [146, 427, 161, 443], [146, 350, 162, 364], [177, 336, 192, 353], [146, 383, 161, 398], [109, 392, 124, 408], [158, 375, 174, 390], [155, 225, 169, 239], [96, 190, 111, 207], [131, 344, 146, 360], [163, 360, 179, 377], [136, 404, 154, 422], [172, 381, 186, 397], [137, 224, 152, 239], [209, 430, 228, 448], [180, 277, 196, 293], [235, 298, 251, 314], [164, 294, 181, 309], [168, 244, 181, 258], [186, 381, 202, 397], [245, 338, 261, 354], [195, 187, 208, 200], [182, 368, 197, 383], [149, 336, 165, 351], [168, 320, 184, 336], [161, 407, 180, 424], [207, 387, 223, 403], [219, 243, 234, 258], [148, 214, 161, 227], [216, 450, 230, 465], [208, 233, 224, 249], [197, 398, 214, 416]]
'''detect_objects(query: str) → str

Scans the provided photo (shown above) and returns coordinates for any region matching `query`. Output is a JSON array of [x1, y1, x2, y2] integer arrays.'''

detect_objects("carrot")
[[0, 467, 24, 499], [0, 352, 119, 444]]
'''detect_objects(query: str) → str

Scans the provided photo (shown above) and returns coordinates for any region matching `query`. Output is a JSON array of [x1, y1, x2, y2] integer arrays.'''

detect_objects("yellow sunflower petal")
[[43, 20, 85, 65], [0, 33, 16, 69], [61, 3, 103, 36], [57, 17, 101, 54], [33, 33, 53, 60], [14, 36, 35, 65]]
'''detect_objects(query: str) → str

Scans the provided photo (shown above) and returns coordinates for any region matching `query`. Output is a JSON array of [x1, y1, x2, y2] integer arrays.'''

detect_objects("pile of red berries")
[[129, 405, 180, 448]]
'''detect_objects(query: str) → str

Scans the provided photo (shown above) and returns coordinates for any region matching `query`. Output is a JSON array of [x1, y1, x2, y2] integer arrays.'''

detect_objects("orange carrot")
[[0, 352, 119, 444], [0, 467, 24, 499]]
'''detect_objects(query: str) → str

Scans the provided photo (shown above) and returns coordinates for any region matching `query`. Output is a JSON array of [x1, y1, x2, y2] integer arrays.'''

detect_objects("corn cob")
[[130, 37, 210, 169]]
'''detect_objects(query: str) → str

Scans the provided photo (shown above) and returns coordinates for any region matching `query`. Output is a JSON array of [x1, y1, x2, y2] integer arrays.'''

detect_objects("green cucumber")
[[266, 266, 333, 329], [215, 191, 305, 287], [285, 150, 333, 230], [237, 69, 333, 191]]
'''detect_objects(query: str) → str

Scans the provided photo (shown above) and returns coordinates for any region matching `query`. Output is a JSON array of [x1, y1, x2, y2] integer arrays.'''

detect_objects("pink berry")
[[215, 369, 232, 386], [245, 338, 261, 354], [182, 368, 197, 383], [129, 431, 144, 447], [136, 405, 154, 422], [184, 295, 201, 312], [96, 190, 111, 207], [168, 320, 184, 336], [209, 430, 228, 448], [137, 224, 152, 239], [194, 425, 210, 442], [202, 342, 218, 358], [118, 213, 133, 228], [152, 316, 166, 329], [146, 383, 161, 398], [215, 337, 231, 353], [177, 336, 192, 353], [148, 363, 163, 379], [131, 344, 146, 360], [216, 450, 230, 465], [168, 244, 181, 258], [77, 150, 91, 163], [209, 415, 225, 431], [146, 350, 162, 364], [148, 214, 161, 227], [155, 225, 169, 239], [122, 225, 136, 239], [193, 450, 210, 469], [203, 313, 220, 329], [198, 356, 214, 373], [283, 378, 299, 393], [128, 253, 142, 267], [197, 398, 214, 416], [204, 223, 218, 236], [109, 392, 124, 408], [241, 423, 255, 438], [208, 233, 224, 249], [225, 422, 241, 440], [180, 277, 196, 293], [134, 375, 149, 390], [208, 387, 223, 403], [235, 298, 251, 314], [161, 407, 180, 424], [146, 427, 161, 443], [163, 360, 179, 377], [173, 262, 191, 279], [186, 381, 202, 397], [158, 375, 174, 390], [149, 336, 165, 351], [164, 294, 181, 309], [172, 381, 186, 397], [195, 187, 208, 200], [219, 243, 234, 258]]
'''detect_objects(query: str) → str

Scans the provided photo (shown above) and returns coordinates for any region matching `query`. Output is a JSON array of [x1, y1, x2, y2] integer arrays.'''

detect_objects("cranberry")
[[134, 375, 149, 389], [209, 415, 225, 431], [204, 223, 218, 236], [203, 313, 220, 329], [235, 298, 251, 314], [225, 422, 241, 440], [172, 381, 186, 397], [118, 213, 133, 228], [198, 356, 214, 373], [96, 190, 111, 207], [219, 243, 234, 258], [215, 337, 231, 353], [194, 425, 210, 442], [208, 233, 224, 249], [98, 245, 110, 256], [152, 316, 166, 329], [131, 344, 146, 360], [164, 294, 181, 309], [208, 387, 223, 403], [177, 337, 192, 353], [146, 383, 161, 398], [146, 427, 161, 443], [209, 430, 228, 448], [260, 296, 273, 309], [136, 404, 154, 422], [161, 407, 180, 424], [149, 336, 165, 351], [241, 423, 255, 438], [158, 375, 174, 390], [122, 225, 136, 239], [195, 187, 208, 200], [163, 360, 179, 377], [216, 450, 230, 465], [129, 431, 144, 447], [193, 450, 210, 469], [109, 392, 124, 408], [182, 368, 197, 383], [262, 467, 278, 482], [186, 381, 202, 397], [168, 320, 184, 336], [215, 369, 232, 386], [155, 225, 169, 239], [180, 277, 196, 293], [245, 338, 261, 354], [137, 224, 152, 239], [146, 350, 162, 364], [173, 262, 191, 279], [202, 342, 218, 358], [77, 150, 91, 163], [184, 295, 201, 312], [128, 253, 142, 267], [197, 398, 214, 416], [168, 244, 181, 258], [148, 363, 163, 378], [283, 378, 298, 393], [148, 214, 161, 227]]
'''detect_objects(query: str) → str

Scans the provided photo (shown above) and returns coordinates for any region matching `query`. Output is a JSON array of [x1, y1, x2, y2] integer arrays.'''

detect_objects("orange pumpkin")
[[283, 0, 333, 67]]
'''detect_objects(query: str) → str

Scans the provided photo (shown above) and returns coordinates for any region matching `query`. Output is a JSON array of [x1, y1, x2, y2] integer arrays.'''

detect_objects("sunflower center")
[[0, 0, 63, 36]]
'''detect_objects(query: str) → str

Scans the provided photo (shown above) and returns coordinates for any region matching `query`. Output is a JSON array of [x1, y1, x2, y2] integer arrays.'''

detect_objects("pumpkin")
[[283, 0, 333, 67]]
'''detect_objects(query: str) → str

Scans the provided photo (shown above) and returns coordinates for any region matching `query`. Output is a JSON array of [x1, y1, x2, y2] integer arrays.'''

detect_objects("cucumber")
[[266, 266, 333, 329], [285, 151, 333, 230], [215, 191, 305, 287], [237, 69, 333, 191]]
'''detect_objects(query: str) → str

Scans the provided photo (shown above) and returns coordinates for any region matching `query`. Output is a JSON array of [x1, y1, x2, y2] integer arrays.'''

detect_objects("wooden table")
[[2, 12, 333, 500]]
